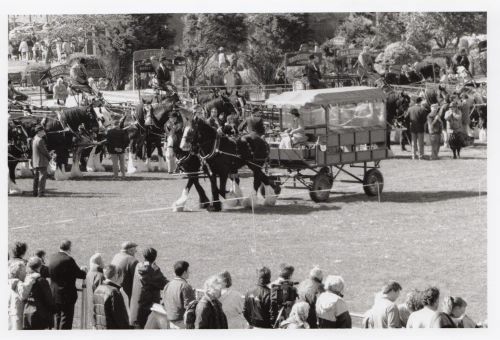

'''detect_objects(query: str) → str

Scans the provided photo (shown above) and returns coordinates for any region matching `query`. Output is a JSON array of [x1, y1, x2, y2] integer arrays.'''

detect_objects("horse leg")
[[172, 177, 193, 212], [54, 153, 69, 181], [70, 147, 83, 178], [207, 173, 222, 212], [8, 162, 23, 194], [127, 140, 137, 174], [145, 136, 153, 172], [157, 138, 168, 172], [87, 146, 105, 172], [165, 136, 176, 174], [16, 161, 32, 178], [193, 176, 210, 209], [251, 164, 278, 206]]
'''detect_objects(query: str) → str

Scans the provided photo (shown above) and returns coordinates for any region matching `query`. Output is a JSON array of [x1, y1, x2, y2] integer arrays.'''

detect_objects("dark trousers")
[[54, 303, 75, 330], [33, 167, 48, 196], [400, 129, 412, 149]]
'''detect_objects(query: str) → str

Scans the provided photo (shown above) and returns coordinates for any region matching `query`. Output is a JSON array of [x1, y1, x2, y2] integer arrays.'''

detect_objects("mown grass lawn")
[[8, 143, 487, 324]]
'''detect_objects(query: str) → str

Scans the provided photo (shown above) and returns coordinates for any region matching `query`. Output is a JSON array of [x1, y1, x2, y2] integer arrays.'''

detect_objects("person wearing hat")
[[129, 248, 168, 328], [303, 54, 324, 89], [70, 57, 92, 94], [110, 241, 139, 304], [155, 56, 172, 93], [297, 266, 325, 328], [427, 103, 444, 160], [105, 114, 129, 179], [32, 125, 51, 197]]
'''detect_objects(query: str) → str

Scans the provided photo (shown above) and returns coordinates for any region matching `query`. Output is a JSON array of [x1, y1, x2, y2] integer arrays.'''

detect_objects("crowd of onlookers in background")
[[8, 240, 487, 330], [9, 36, 85, 64]]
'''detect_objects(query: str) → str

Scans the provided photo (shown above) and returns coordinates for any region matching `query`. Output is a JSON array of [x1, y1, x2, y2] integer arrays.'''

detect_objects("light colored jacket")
[[369, 293, 401, 328], [53, 83, 68, 100], [219, 288, 248, 329], [8, 274, 39, 329], [32, 135, 51, 168], [315, 291, 348, 322]]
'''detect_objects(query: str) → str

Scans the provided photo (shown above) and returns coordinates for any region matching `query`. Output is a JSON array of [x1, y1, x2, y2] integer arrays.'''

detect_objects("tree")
[[242, 14, 312, 84], [180, 13, 247, 85], [405, 12, 487, 49], [335, 13, 377, 46], [45, 14, 177, 90], [374, 13, 406, 47]]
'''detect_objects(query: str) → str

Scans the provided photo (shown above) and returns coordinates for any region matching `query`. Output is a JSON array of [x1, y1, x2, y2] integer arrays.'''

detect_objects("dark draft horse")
[[166, 113, 211, 211], [180, 113, 280, 212], [126, 95, 179, 173]]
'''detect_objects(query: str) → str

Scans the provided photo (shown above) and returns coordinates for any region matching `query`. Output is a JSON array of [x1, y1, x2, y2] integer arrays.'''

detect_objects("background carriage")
[[260, 86, 389, 202]]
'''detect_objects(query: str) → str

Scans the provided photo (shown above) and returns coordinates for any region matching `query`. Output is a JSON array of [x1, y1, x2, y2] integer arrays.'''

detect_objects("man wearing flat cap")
[[111, 241, 139, 303], [32, 125, 51, 197], [238, 107, 265, 137]]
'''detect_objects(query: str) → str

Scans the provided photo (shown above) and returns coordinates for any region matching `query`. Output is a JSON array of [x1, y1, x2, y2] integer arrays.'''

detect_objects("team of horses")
[[8, 83, 486, 211]]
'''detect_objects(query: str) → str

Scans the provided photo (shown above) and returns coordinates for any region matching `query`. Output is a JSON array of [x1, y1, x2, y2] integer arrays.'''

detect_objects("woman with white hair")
[[315, 275, 352, 328], [280, 301, 310, 329], [86, 253, 105, 328], [194, 275, 228, 329], [53, 78, 68, 105]]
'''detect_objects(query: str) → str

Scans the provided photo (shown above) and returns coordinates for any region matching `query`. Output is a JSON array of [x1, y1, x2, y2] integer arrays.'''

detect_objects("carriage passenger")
[[69, 58, 93, 94], [8, 80, 28, 102], [279, 108, 307, 149]]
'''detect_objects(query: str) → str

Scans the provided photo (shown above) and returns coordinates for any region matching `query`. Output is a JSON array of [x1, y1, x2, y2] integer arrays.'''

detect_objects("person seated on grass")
[[316, 275, 352, 328], [397, 289, 424, 327], [406, 286, 440, 328]]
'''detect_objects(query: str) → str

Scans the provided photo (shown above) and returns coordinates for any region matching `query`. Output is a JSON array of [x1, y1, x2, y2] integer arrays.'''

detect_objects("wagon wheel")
[[363, 169, 384, 197], [309, 172, 333, 202]]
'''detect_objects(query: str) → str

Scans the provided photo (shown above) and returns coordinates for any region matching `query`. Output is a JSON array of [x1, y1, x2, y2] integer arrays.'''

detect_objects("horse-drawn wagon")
[[263, 86, 389, 202]]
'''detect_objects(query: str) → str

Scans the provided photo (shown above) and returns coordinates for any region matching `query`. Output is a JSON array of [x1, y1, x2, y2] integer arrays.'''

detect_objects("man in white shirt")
[[368, 281, 402, 328], [406, 287, 440, 328]]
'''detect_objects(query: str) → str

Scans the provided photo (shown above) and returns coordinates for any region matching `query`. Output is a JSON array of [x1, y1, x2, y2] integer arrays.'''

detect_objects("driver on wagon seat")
[[155, 56, 176, 96], [70, 57, 93, 94]]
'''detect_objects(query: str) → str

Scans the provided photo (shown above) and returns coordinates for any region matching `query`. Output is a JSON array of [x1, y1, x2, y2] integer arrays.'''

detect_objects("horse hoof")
[[207, 205, 222, 212], [172, 205, 184, 212], [199, 201, 210, 209]]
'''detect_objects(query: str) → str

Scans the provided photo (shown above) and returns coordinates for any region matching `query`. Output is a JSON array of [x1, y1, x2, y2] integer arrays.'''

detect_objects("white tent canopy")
[[265, 86, 386, 108]]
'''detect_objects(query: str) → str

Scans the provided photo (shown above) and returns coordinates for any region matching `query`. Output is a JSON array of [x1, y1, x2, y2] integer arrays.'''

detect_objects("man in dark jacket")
[[92, 264, 130, 329], [304, 54, 324, 89], [452, 49, 470, 73], [32, 125, 51, 197], [407, 97, 428, 160], [269, 263, 298, 327], [129, 248, 168, 329], [238, 108, 265, 137], [106, 115, 129, 179], [23, 257, 56, 329], [110, 241, 138, 303], [243, 266, 272, 328], [34, 249, 50, 278], [155, 56, 174, 94], [195, 276, 228, 329], [297, 266, 324, 329], [163, 260, 195, 329], [47, 240, 87, 329]]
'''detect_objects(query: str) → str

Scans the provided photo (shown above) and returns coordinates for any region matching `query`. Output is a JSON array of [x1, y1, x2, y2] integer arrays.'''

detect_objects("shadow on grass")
[[69, 175, 176, 182], [333, 190, 487, 204], [43, 190, 120, 198], [224, 203, 341, 215]]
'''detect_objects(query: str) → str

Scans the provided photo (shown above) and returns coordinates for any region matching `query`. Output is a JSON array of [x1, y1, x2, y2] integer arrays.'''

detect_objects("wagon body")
[[262, 86, 388, 202]]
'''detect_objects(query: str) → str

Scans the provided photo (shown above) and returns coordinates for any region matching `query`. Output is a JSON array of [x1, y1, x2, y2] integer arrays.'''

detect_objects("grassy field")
[[8, 143, 487, 324]]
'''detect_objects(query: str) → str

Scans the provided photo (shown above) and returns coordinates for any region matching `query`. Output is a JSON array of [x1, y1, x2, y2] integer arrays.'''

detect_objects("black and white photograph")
[[3, 0, 498, 339]]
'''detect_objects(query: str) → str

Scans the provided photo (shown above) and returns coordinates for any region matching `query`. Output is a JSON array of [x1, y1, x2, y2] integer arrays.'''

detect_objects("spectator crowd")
[[8, 239, 486, 330]]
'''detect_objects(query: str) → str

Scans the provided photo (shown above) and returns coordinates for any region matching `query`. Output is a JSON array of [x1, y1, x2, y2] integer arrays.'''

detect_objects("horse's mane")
[[59, 106, 92, 131]]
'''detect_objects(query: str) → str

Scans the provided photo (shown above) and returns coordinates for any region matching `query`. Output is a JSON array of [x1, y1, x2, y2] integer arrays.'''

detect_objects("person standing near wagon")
[[32, 125, 51, 197], [407, 97, 427, 160], [106, 115, 129, 179], [427, 103, 444, 160]]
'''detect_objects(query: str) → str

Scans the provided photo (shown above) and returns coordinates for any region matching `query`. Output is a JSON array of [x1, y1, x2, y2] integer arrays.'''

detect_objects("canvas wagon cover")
[[265, 86, 386, 108]]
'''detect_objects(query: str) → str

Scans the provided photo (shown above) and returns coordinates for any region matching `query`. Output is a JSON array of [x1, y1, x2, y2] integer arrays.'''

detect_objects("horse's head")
[[179, 114, 215, 152], [84, 105, 100, 134]]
